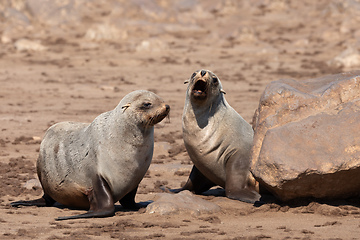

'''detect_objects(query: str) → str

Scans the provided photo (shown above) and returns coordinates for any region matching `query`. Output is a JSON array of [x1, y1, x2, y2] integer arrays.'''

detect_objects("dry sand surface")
[[1, 1, 360, 239]]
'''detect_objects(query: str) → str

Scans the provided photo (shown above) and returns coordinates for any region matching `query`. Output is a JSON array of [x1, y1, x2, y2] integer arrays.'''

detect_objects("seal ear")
[[122, 103, 131, 112], [184, 79, 190, 84], [220, 89, 226, 94]]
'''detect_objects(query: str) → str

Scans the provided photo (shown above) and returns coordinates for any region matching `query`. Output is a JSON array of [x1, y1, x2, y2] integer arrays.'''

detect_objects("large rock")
[[251, 71, 360, 201]]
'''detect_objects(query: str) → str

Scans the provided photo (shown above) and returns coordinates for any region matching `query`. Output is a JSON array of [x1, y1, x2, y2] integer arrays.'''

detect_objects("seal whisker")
[[165, 112, 171, 123]]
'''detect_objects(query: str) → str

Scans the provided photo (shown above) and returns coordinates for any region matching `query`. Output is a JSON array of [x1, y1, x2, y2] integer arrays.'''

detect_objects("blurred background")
[[1, 0, 360, 73]]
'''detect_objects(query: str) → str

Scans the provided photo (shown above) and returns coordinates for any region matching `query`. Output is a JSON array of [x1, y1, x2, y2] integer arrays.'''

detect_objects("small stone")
[[14, 39, 47, 51], [84, 24, 127, 42], [22, 179, 41, 190], [146, 190, 220, 215]]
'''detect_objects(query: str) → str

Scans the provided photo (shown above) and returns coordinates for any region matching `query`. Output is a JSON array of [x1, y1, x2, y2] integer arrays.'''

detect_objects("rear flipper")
[[119, 187, 139, 210], [55, 208, 115, 221], [56, 174, 115, 221], [11, 194, 55, 207], [163, 165, 215, 194]]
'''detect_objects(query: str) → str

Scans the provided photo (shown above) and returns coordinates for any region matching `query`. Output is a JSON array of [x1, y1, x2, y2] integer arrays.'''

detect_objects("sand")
[[0, 1, 359, 239]]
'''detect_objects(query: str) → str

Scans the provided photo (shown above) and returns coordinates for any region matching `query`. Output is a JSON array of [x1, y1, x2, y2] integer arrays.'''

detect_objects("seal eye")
[[212, 77, 218, 84], [191, 72, 197, 79], [141, 102, 152, 109]]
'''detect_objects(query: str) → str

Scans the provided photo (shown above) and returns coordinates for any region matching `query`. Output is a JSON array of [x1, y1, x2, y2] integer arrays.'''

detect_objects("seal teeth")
[[194, 80, 206, 91]]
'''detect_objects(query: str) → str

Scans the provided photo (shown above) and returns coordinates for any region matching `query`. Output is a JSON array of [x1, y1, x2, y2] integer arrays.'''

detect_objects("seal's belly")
[[45, 182, 89, 209]]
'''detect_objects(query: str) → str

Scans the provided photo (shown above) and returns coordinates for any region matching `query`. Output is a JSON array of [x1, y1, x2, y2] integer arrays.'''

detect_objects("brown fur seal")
[[172, 69, 260, 203], [11, 90, 170, 220]]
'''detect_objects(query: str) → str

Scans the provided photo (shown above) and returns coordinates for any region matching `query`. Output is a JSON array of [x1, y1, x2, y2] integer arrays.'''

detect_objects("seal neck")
[[186, 94, 227, 129]]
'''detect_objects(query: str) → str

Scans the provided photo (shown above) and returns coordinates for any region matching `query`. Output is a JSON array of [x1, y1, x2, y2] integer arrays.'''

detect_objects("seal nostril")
[[165, 105, 170, 111], [201, 70, 207, 77]]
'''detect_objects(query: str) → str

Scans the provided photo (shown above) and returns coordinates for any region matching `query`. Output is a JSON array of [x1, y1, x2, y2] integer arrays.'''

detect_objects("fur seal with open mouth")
[[11, 90, 170, 220], [172, 69, 260, 203]]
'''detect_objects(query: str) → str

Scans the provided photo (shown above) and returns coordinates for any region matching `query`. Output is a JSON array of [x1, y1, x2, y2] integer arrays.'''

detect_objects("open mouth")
[[192, 80, 207, 99]]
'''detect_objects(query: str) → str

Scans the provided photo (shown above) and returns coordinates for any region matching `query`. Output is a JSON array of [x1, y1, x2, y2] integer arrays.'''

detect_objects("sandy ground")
[[1, 1, 360, 239]]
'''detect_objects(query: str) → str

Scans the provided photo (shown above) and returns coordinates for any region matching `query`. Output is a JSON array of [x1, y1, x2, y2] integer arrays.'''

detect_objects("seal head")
[[185, 69, 226, 104]]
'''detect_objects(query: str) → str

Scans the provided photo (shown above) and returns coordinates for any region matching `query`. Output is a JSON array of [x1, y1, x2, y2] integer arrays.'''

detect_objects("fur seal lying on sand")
[[172, 69, 260, 203], [11, 90, 170, 220]]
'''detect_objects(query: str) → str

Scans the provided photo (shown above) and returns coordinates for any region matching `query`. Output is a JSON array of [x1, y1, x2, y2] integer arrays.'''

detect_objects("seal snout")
[[148, 103, 170, 126], [161, 104, 170, 118], [165, 104, 170, 112], [161, 103, 170, 118]]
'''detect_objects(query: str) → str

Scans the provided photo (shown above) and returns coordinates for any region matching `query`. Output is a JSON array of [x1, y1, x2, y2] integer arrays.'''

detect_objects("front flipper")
[[168, 165, 215, 194], [226, 187, 261, 203], [11, 194, 55, 207], [119, 186, 139, 210], [225, 158, 261, 203], [56, 174, 114, 221]]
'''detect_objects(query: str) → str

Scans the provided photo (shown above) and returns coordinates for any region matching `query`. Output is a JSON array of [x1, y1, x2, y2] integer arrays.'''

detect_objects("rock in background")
[[251, 71, 360, 201]]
